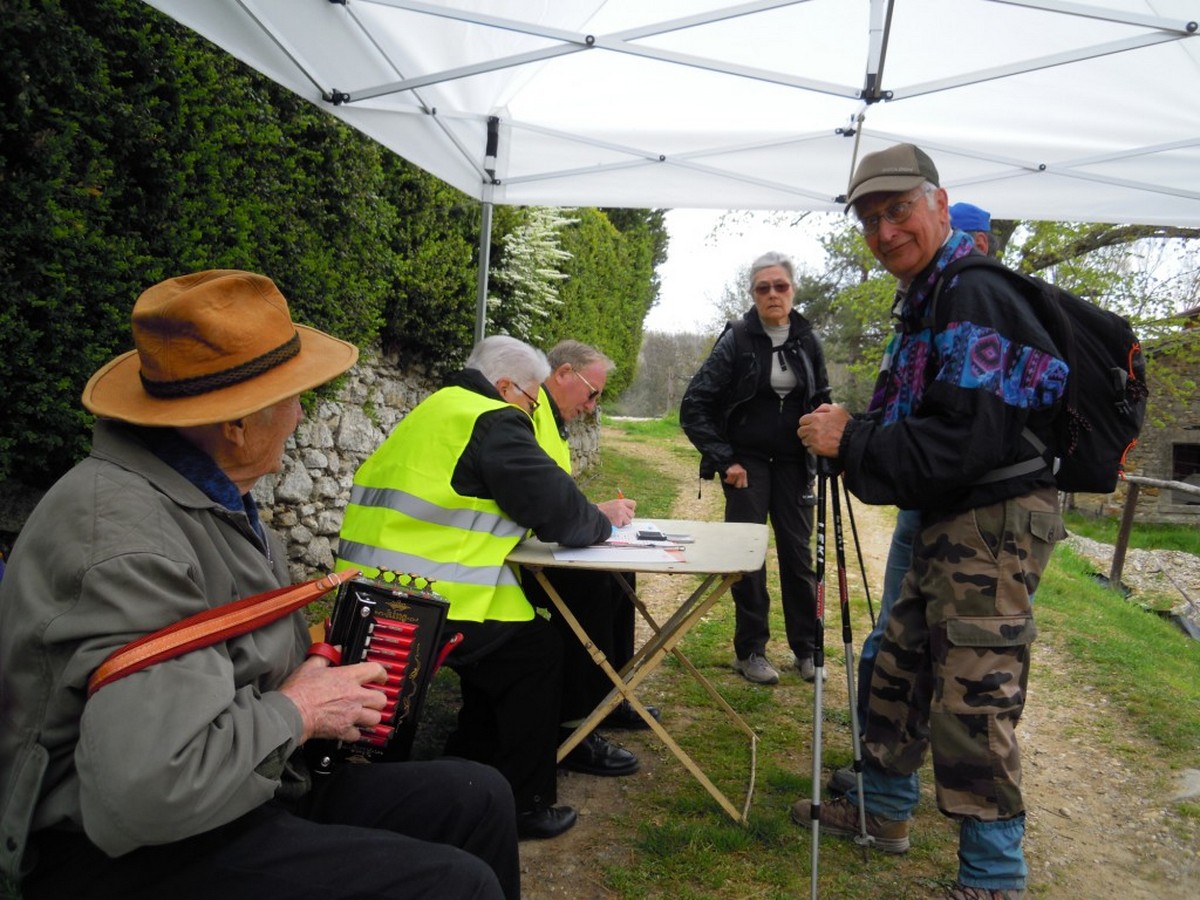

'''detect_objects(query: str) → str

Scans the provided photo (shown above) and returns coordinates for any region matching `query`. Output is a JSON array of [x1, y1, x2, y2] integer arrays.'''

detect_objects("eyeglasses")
[[512, 383, 540, 413], [857, 186, 932, 236], [573, 369, 601, 402], [752, 280, 792, 297]]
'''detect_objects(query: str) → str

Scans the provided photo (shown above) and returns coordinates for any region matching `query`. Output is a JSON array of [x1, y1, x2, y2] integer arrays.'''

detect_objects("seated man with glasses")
[[521, 341, 657, 778], [337, 335, 636, 842]]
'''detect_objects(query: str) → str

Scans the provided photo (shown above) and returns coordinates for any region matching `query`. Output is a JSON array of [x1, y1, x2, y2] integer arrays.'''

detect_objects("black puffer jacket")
[[680, 307, 831, 482]]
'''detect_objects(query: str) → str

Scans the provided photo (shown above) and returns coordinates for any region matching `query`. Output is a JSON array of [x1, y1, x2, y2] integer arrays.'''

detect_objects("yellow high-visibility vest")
[[531, 385, 572, 474], [337, 386, 533, 623]]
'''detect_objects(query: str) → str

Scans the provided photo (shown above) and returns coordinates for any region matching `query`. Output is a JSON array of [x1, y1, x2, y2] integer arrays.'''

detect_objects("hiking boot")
[[732, 653, 779, 685], [789, 795, 910, 853], [826, 765, 856, 795], [945, 883, 1025, 900], [793, 655, 827, 682]]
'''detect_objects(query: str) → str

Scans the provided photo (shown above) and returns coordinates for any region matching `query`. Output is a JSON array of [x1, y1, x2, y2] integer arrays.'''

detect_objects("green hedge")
[[0, 1, 665, 490]]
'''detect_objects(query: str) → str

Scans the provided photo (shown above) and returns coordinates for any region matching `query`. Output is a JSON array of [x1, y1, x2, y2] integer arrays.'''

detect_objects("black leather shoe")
[[517, 803, 578, 840], [601, 699, 661, 730], [560, 732, 640, 776]]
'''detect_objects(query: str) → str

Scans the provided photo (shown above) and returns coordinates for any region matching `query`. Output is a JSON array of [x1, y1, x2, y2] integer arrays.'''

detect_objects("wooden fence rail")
[[1109, 475, 1200, 586]]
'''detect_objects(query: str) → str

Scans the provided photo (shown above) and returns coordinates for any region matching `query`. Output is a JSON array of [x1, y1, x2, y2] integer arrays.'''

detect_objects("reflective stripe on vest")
[[337, 386, 533, 623]]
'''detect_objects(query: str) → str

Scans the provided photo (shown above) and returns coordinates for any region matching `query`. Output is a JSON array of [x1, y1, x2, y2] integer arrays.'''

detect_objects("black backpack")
[[931, 255, 1148, 494]]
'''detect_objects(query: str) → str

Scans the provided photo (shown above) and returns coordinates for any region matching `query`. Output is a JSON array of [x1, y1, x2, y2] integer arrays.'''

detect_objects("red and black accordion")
[[307, 572, 457, 773]]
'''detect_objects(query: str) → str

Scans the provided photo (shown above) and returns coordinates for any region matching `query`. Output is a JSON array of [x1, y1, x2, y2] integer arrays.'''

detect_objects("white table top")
[[507, 518, 768, 575]]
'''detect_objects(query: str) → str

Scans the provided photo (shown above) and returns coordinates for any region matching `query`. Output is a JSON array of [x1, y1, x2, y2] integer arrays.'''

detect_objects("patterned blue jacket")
[[839, 230, 1068, 513]]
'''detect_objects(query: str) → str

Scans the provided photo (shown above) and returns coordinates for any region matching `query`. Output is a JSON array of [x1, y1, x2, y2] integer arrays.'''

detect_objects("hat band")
[[140, 331, 301, 399]]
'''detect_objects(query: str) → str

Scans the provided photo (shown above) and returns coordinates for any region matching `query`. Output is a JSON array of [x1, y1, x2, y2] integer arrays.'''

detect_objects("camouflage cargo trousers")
[[862, 487, 1064, 820]]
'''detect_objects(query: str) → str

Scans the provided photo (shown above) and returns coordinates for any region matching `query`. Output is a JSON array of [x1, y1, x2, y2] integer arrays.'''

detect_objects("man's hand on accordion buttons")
[[279, 654, 389, 744]]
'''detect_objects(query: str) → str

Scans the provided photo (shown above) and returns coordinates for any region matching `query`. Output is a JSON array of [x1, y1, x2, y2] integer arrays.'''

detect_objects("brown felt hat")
[[82, 270, 359, 427], [845, 142, 940, 210]]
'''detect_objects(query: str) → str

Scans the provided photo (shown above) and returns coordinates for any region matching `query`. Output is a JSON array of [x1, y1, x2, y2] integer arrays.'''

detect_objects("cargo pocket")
[[941, 615, 1037, 714], [1029, 509, 1067, 545], [947, 615, 1037, 649]]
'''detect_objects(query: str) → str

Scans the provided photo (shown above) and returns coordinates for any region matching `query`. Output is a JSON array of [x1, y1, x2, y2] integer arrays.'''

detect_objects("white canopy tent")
[[142, 0, 1200, 329]]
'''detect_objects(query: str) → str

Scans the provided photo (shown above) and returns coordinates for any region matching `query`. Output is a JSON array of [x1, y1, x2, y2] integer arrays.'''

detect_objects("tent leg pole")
[[474, 197, 494, 343]]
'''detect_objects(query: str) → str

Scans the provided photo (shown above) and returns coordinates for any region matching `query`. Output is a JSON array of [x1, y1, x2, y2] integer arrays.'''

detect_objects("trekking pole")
[[830, 474, 872, 857], [841, 479, 876, 629], [809, 467, 828, 900]]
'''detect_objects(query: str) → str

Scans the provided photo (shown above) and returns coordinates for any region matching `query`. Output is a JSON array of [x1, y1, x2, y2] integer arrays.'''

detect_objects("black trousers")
[[522, 567, 637, 722], [721, 456, 817, 660], [444, 616, 563, 811], [23, 759, 519, 900]]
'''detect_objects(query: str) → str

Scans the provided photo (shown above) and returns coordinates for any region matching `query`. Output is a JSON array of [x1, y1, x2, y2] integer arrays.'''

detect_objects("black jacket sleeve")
[[452, 407, 612, 547], [679, 329, 740, 478]]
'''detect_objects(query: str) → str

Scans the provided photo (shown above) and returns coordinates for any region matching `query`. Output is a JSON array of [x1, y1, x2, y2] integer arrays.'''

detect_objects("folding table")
[[507, 518, 768, 823]]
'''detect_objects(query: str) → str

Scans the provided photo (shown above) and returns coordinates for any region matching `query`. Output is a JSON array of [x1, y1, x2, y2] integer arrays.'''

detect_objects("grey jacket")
[[0, 421, 308, 879]]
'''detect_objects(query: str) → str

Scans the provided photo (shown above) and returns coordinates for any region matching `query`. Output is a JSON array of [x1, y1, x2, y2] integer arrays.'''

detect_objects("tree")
[[486, 206, 574, 344], [614, 331, 713, 418]]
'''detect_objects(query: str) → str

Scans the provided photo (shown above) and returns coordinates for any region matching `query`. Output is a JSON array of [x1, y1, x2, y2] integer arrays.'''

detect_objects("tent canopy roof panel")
[[145, 0, 1200, 225]]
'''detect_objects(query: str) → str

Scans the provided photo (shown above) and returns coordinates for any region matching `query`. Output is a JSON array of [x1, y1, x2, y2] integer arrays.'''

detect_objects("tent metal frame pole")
[[475, 114, 501, 343], [474, 195, 493, 344]]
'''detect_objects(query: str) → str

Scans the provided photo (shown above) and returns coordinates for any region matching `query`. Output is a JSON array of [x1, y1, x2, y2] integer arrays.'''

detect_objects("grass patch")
[[569, 417, 1200, 897], [1064, 508, 1200, 555], [1036, 545, 1200, 757]]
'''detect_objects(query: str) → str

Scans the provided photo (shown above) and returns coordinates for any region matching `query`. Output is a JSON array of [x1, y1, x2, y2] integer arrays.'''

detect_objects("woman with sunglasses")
[[680, 251, 831, 685]]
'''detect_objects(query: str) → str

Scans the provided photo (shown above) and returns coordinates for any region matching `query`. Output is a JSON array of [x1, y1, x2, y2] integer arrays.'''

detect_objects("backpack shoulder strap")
[[725, 318, 752, 355], [927, 255, 1058, 485]]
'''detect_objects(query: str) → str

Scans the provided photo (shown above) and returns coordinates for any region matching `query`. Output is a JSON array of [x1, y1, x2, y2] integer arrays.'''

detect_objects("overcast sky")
[[647, 209, 836, 334]]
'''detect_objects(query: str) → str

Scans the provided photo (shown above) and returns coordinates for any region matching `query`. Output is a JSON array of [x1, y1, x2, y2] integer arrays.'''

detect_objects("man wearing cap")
[[794, 145, 1067, 900], [950, 202, 996, 256], [0, 271, 519, 899], [826, 201, 996, 799]]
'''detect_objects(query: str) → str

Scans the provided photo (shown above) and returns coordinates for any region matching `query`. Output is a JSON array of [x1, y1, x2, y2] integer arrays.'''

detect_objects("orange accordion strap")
[[86, 568, 361, 698]]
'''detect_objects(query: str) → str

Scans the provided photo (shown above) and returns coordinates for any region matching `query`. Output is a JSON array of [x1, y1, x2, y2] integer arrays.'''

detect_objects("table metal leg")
[[528, 565, 757, 824]]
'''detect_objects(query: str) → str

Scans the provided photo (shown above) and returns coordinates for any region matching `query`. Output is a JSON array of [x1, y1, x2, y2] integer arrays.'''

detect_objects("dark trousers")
[[23, 759, 519, 900], [444, 616, 563, 811], [522, 567, 636, 722], [721, 457, 817, 660]]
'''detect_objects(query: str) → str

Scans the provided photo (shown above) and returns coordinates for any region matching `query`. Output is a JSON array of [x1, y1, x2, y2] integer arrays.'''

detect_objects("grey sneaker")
[[732, 653, 779, 685], [826, 765, 856, 795], [794, 655, 827, 682], [945, 884, 1025, 900], [789, 795, 910, 853]]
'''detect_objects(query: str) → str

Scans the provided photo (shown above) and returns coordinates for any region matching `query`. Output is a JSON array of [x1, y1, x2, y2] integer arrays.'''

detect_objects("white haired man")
[[0, 271, 519, 899], [337, 335, 637, 841]]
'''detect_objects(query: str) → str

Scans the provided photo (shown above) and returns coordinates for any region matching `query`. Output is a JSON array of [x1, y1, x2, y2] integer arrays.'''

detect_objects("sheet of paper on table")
[[550, 520, 687, 563]]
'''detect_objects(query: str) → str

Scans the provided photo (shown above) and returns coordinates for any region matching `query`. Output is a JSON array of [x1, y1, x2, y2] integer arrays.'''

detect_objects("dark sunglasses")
[[752, 280, 792, 296]]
